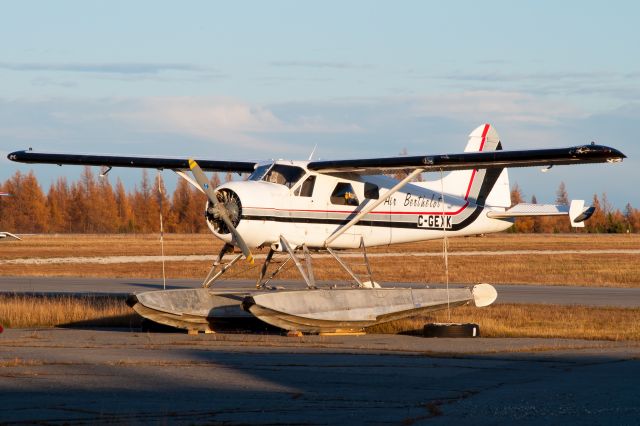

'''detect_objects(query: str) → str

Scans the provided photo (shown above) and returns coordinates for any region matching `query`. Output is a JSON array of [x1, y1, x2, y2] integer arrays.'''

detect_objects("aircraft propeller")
[[188, 159, 254, 264]]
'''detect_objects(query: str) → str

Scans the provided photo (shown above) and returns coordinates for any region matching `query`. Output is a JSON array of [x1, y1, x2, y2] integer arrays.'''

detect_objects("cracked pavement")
[[1, 329, 639, 424]]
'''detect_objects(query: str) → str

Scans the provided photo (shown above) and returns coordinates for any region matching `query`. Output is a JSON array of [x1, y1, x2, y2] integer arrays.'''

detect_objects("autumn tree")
[[152, 172, 171, 233], [0, 181, 6, 228], [552, 181, 571, 233], [64, 167, 99, 232], [586, 194, 606, 233], [94, 175, 119, 233], [508, 184, 534, 232], [624, 203, 640, 233], [169, 178, 199, 232], [531, 195, 543, 233], [601, 193, 625, 233], [80, 167, 100, 232], [5, 169, 636, 235], [130, 170, 154, 232], [115, 178, 134, 232], [47, 177, 71, 232], [0, 171, 48, 232]]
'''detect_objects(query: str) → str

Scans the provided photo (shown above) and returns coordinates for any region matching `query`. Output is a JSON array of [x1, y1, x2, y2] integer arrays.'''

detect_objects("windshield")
[[263, 164, 305, 189], [248, 164, 271, 181]]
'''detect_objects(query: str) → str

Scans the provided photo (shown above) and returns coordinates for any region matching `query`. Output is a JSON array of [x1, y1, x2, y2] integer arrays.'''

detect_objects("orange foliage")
[[0, 170, 637, 234]]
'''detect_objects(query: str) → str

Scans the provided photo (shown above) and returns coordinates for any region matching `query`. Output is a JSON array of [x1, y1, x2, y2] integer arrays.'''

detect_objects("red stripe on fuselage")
[[243, 206, 469, 216]]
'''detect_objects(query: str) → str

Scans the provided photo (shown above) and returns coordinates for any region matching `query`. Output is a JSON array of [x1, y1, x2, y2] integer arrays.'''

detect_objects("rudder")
[[418, 123, 511, 208]]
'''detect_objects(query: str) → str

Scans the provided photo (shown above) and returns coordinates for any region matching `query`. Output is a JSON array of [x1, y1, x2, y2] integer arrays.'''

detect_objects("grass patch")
[[0, 234, 638, 286], [1, 233, 639, 259], [0, 294, 139, 329], [367, 304, 640, 341]]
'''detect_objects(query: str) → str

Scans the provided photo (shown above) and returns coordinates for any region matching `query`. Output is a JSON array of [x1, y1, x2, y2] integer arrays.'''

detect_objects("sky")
[[1, 1, 638, 207]]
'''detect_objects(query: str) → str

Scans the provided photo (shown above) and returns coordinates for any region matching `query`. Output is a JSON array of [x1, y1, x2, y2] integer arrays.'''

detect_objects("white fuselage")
[[207, 161, 513, 250]]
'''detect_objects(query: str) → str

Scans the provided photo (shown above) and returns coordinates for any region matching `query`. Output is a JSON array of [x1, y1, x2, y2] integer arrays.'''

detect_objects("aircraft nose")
[[206, 188, 242, 235]]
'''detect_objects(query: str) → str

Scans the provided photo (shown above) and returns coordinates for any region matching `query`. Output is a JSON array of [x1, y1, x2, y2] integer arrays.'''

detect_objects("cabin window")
[[295, 175, 316, 197], [330, 182, 360, 206], [263, 165, 305, 188], [364, 182, 379, 199]]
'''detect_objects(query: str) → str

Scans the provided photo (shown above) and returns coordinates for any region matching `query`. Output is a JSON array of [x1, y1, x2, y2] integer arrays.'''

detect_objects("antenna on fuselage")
[[308, 144, 318, 161]]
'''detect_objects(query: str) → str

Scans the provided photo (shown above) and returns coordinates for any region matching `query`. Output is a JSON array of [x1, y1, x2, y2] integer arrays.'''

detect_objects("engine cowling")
[[205, 188, 241, 235]]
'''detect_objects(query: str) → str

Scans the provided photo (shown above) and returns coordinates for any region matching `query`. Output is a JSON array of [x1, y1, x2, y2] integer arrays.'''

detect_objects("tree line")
[[0, 168, 227, 234], [509, 182, 640, 233], [1, 169, 638, 233]]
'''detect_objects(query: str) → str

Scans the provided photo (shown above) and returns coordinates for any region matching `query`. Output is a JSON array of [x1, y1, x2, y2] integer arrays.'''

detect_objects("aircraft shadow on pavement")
[[2, 343, 639, 424], [57, 314, 142, 331], [58, 316, 282, 334]]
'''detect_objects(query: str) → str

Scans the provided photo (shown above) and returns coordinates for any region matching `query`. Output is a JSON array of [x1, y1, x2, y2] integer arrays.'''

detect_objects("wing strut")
[[324, 168, 424, 247], [440, 168, 451, 321], [174, 170, 205, 194]]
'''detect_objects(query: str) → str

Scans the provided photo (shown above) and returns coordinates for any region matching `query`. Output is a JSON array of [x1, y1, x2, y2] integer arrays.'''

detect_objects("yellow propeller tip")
[[188, 158, 196, 169], [247, 255, 254, 265]]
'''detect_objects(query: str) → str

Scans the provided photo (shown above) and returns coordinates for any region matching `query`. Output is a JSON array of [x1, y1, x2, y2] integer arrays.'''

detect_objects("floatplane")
[[8, 124, 625, 333]]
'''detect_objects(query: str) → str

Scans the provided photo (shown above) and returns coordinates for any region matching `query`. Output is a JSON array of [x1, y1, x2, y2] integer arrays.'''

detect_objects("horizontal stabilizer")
[[487, 200, 593, 228], [487, 203, 569, 218], [569, 199, 594, 227]]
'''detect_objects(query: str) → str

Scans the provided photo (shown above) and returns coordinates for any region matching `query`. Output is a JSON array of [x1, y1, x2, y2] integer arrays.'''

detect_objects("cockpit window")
[[248, 164, 271, 181], [263, 165, 305, 189], [294, 175, 316, 197], [364, 182, 379, 199], [331, 182, 360, 206]]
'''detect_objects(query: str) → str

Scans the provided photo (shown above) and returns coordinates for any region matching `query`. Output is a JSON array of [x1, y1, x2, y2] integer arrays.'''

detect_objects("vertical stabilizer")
[[423, 124, 511, 208], [464, 123, 501, 152]]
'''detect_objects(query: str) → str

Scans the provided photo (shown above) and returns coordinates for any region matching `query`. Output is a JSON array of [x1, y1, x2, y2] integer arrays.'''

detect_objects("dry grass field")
[[3, 234, 637, 340], [369, 304, 640, 341], [1, 294, 639, 341], [0, 294, 137, 329], [1, 233, 638, 287]]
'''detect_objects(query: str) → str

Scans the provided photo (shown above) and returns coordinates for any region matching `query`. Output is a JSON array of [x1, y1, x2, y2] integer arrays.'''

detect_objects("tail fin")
[[464, 123, 501, 152], [431, 124, 511, 207], [487, 199, 595, 228]]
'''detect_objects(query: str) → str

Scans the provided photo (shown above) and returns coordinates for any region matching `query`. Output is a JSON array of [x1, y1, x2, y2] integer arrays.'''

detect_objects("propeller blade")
[[188, 159, 254, 264]]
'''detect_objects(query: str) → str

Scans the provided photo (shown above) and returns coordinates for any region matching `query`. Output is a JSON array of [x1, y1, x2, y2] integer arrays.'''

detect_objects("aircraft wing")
[[307, 144, 625, 174], [7, 151, 257, 173]]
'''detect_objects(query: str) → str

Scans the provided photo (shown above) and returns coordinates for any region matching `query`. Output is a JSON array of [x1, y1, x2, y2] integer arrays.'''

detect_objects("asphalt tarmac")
[[1, 329, 639, 424], [1, 276, 640, 307], [2, 277, 639, 423]]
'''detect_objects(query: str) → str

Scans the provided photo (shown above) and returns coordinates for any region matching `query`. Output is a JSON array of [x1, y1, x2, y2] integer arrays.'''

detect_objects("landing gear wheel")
[[423, 323, 480, 338]]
